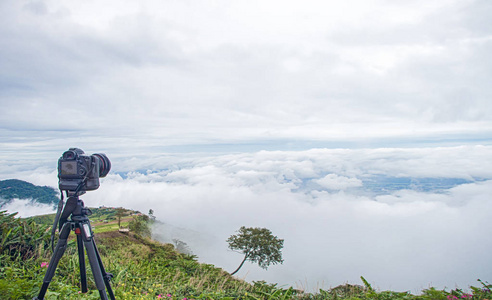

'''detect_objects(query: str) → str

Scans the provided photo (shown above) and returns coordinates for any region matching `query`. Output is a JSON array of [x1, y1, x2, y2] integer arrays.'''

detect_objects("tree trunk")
[[230, 254, 248, 276]]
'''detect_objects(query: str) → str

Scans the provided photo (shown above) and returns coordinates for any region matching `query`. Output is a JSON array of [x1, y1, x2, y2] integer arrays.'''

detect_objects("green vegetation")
[[0, 179, 59, 207], [129, 213, 152, 238], [27, 207, 135, 233], [89, 207, 134, 223], [227, 227, 284, 276], [1, 209, 491, 299]]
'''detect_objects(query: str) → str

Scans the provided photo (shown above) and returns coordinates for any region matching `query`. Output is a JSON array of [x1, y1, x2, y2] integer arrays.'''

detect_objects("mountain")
[[0, 179, 59, 208]]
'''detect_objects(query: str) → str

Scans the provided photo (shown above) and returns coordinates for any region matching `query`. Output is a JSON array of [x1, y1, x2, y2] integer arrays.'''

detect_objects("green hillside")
[[1, 208, 491, 299], [0, 179, 59, 207]]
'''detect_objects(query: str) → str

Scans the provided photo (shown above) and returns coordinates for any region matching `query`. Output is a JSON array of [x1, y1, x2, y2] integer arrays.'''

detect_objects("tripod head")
[[58, 196, 92, 230]]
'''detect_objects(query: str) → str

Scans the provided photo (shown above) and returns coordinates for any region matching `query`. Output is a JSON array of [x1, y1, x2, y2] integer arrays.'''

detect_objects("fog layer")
[[4, 146, 490, 292]]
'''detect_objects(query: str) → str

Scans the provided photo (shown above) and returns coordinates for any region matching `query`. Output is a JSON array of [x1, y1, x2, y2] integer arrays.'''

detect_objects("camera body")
[[58, 148, 111, 192]]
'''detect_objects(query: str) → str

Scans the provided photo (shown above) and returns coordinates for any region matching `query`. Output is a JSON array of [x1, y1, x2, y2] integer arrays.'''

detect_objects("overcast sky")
[[1, 0, 492, 294], [1, 0, 492, 156]]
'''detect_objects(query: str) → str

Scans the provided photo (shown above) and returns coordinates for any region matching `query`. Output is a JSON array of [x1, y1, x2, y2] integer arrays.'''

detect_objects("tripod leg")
[[34, 222, 72, 300], [92, 239, 116, 300], [76, 232, 88, 293], [79, 222, 109, 300]]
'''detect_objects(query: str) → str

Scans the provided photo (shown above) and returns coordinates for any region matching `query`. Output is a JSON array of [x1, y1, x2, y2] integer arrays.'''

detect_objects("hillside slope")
[[1, 209, 270, 299], [0, 179, 59, 208]]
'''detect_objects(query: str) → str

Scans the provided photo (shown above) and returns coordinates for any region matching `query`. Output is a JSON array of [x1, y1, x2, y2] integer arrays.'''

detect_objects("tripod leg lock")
[[104, 272, 114, 281]]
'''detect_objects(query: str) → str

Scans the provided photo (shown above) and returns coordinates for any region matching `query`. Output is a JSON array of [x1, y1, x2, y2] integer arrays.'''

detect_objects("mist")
[[2, 199, 56, 218], [4, 146, 492, 292]]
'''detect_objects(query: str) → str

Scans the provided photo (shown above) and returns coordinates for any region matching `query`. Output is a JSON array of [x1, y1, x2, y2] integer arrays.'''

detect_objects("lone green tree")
[[227, 226, 284, 276], [115, 207, 126, 228]]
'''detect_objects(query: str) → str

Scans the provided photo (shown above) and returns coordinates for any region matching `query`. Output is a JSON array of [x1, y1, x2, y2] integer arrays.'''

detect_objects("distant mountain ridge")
[[0, 179, 59, 208]]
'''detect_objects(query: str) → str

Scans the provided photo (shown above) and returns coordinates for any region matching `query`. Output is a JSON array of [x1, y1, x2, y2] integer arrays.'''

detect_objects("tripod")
[[34, 196, 115, 300]]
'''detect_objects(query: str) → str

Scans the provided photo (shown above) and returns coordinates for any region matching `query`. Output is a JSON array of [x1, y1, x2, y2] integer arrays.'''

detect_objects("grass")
[[91, 218, 132, 234]]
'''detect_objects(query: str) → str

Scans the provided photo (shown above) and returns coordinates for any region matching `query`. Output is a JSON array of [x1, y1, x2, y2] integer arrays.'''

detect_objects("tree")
[[148, 209, 156, 222], [227, 226, 284, 276], [115, 208, 126, 228], [172, 238, 193, 255], [129, 214, 151, 237]]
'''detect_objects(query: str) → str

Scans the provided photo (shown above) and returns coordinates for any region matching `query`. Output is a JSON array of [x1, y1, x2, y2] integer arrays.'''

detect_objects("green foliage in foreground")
[[1, 210, 491, 300]]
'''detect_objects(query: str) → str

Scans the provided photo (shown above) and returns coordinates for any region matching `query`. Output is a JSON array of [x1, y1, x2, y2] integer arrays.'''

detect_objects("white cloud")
[[314, 174, 363, 190], [2, 199, 56, 218], [4, 146, 492, 291], [1, 0, 491, 149], [43, 146, 488, 292]]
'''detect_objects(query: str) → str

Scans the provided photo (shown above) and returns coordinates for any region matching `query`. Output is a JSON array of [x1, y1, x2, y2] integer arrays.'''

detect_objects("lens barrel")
[[92, 153, 111, 177]]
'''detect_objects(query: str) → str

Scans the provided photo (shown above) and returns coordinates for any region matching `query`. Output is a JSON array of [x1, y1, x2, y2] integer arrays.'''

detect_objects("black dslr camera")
[[58, 148, 111, 193]]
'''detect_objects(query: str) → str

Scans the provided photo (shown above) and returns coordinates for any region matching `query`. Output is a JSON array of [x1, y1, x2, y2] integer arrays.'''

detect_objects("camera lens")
[[92, 153, 111, 177]]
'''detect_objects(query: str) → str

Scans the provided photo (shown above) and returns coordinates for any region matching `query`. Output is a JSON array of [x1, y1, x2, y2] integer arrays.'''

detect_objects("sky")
[[1, 0, 492, 294]]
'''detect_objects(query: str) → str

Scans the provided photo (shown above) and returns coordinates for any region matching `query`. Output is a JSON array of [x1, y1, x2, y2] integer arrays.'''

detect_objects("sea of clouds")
[[2, 145, 492, 293]]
